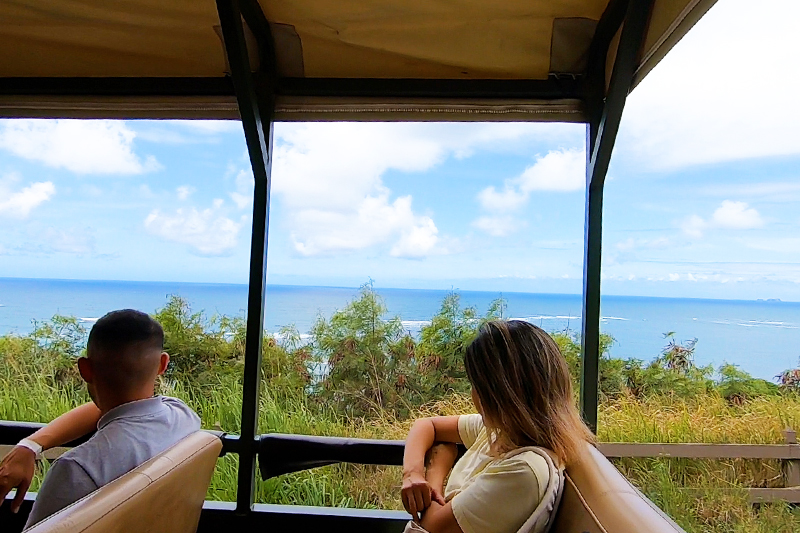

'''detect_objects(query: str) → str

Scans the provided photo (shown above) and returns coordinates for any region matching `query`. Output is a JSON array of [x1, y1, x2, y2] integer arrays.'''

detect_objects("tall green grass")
[[4, 371, 800, 532]]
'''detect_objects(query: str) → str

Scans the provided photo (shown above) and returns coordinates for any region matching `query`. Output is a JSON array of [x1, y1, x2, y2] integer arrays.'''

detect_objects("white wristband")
[[17, 438, 43, 461]]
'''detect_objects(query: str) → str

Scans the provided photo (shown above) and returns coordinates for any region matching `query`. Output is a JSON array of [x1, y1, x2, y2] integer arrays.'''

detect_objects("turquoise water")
[[0, 277, 798, 381]]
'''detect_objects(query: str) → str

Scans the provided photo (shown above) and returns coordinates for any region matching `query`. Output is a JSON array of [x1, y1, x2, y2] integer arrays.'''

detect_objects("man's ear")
[[77, 357, 94, 384], [156, 352, 170, 376]]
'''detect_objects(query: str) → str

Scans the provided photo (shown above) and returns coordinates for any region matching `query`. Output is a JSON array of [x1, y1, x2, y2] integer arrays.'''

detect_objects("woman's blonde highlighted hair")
[[464, 320, 595, 465]]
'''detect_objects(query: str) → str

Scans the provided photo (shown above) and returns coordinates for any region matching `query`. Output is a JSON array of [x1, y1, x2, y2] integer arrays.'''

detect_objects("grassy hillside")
[[1, 288, 799, 532]]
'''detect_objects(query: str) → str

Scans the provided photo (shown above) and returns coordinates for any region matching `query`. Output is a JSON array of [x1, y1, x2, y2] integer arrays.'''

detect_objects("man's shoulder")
[[159, 396, 199, 414], [45, 448, 98, 487], [158, 396, 202, 426]]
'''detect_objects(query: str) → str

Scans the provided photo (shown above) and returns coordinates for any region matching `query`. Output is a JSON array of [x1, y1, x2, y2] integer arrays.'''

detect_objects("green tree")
[[154, 295, 243, 382], [311, 282, 418, 417], [416, 293, 505, 398], [551, 330, 615, 396]]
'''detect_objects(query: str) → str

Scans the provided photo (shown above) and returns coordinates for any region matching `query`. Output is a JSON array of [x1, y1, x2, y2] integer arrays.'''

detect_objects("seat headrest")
[[26, 431, 222, 533], [551, 443, 685, 533]]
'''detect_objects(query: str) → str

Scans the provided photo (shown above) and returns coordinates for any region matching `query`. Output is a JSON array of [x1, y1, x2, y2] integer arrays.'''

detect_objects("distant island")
[[756, 298, 782, 302]]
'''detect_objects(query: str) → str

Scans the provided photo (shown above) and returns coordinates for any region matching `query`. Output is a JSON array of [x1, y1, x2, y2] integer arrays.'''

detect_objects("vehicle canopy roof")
[[0, 0, 715, 121]]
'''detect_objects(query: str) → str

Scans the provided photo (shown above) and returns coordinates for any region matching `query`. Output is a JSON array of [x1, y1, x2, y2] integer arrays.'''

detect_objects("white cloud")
[[711, 200, 764, 229], [44, 228, 95, 254], [698, 182, 800, 202], [517, 148, 586, 192], [272, 123, 580, 257], [477, 187, 528, 212], [473, 148, 584, 235], [176, 186, 196, 200], [681, 201, 764, 237], [230, 192, 251, 210], [476, 148, 585, 215], [0, 175, 55, 218], [616, 237, 671, 251], [619, 0, 800, 168], [144, 199, 242, 255], [472, 216, 518, 237], [291, 193, 438, 258], [744, 237, 800, 253], [173, 120, 241, 134], [391, 218, 439, 259], [0, 119, 160, 174], [681, 215, 707, 238], [139, 184, 155, 198], [228, 169, 253, 210]]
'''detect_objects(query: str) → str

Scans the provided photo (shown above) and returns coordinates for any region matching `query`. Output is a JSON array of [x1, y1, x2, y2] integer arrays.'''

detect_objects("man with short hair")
[[0, 309, 200, 527]]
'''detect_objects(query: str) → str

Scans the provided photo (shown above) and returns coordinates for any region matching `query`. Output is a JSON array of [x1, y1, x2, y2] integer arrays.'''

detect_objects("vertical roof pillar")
[[580, 0, 655, 433], [215, 0, 276, 513]]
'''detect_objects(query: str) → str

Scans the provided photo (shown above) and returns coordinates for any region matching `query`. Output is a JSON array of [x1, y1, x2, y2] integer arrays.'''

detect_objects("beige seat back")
[[26, 431, 222, 533], [551, 444, 684, 533]]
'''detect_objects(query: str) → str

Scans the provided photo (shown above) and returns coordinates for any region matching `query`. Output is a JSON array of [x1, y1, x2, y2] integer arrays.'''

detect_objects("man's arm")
[[24, 457, 97, 528], [0, 402, 101, 513], [26, 403, 102, 451]]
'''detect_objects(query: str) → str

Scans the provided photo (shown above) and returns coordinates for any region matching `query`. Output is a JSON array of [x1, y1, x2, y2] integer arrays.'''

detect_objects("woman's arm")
[[0, 402, 101, 513], [418, 443, 463, 533], [402, 416, 461, 521]]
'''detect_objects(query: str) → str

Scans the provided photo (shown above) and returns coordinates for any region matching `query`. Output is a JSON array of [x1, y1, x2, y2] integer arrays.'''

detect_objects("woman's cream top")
[[444, 414, 550, 533]]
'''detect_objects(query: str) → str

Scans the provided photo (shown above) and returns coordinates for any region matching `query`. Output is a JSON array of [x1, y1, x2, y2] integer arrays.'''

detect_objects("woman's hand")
[[402, 469, 446, 521], [402, 417, 461, 521]]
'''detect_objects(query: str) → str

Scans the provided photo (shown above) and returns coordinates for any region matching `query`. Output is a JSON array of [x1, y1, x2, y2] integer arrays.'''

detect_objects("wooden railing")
[[598, 428, 800, 503]]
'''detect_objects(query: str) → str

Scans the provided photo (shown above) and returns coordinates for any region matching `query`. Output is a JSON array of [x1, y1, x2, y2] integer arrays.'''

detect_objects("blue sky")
[[1, 0, 800, 301]]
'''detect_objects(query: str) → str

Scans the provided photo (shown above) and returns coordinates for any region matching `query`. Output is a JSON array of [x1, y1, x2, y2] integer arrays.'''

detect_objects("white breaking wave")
[[401, 320, 432, 328], [271, 331, 313, 341], [710, 319, 798, 329], [517, 315, 581, 321]]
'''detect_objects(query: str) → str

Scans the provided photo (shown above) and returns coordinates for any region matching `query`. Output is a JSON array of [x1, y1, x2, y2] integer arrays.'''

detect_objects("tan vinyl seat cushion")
[[551, 444, 684, 533], [25, 431, 222, 533]]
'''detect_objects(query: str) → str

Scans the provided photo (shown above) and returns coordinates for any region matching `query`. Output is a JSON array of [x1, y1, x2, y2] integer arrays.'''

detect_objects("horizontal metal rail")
[[259, 433, 405, 479], [0, 76, 582, 101]]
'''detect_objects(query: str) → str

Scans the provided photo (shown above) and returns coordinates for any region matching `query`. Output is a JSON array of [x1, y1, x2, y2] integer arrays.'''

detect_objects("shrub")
[[777, 367, 800, 393], [716, 363, 780, 404]]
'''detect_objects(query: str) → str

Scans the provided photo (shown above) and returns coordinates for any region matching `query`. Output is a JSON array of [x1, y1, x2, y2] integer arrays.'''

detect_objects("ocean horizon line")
[[0, 276, 797, 305]]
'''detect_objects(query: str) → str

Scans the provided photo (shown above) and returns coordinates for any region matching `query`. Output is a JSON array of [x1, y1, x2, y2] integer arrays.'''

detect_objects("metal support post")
[[580, 0, 654, 432], [215, 0, 275, 513]]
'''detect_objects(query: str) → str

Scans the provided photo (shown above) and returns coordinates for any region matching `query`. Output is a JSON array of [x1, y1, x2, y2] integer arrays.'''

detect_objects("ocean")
[[0, 277, 798, 381]]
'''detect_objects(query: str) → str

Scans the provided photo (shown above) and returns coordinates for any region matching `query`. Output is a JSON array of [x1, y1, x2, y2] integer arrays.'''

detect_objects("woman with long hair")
[[401, 320, 594, 533]]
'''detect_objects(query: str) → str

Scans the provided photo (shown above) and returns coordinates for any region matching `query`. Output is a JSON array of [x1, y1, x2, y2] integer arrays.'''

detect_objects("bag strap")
[[502, 446, 565, 533]]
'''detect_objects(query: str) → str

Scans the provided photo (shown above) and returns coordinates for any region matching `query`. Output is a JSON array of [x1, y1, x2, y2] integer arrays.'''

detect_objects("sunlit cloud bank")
[[272, 123, 582, 257], [618, 0, 800, 169], [0, 120, 160, 174]]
